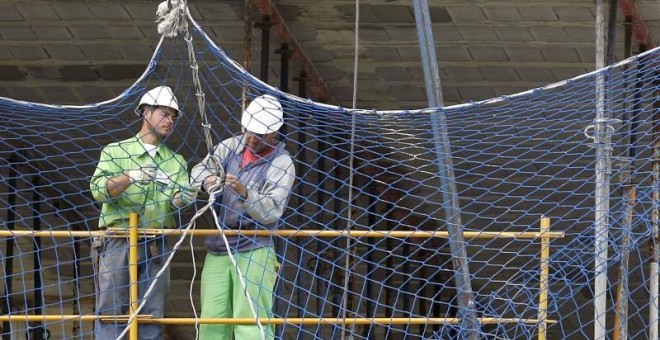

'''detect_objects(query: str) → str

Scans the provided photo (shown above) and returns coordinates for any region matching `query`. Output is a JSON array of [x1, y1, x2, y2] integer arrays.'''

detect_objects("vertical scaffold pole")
[[31, 174, 44, 340], [613, 16, 635, 340], [295, 71, 307, 323], [614, 45, 646, 340], [241, 0, 252, 108], [650, 72, 660, 340], [412, 1, 479, 338], [594, 1, 612, 339], [255, 15, 271, 82], [538, 216, 550, 340], [3, 153, 18, 340], [129, 213, 139, 340]]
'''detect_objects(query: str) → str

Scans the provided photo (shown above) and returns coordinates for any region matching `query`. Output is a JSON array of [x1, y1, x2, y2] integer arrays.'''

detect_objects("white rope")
[[209, 189, 268, 340], [117, 1, 265, 338], [156, 0, 188, 38], [340, 0, 361, 338], [188, 220, 200, 340], [115, 188, 266, 340], [176, 0, 261, 334], [115, 198, 212, 340]]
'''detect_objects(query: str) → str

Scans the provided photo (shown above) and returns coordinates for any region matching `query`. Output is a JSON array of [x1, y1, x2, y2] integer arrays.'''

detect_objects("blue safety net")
[[1, 8, 660, 340]]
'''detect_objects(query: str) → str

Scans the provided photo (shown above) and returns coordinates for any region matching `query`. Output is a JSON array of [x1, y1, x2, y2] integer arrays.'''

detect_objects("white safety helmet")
[[241, 94, 284, 134], [135, 85, 182, 116]]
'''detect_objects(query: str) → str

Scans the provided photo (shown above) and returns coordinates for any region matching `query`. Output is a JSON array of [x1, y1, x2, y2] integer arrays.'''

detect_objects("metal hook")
[[584, 118, 622, 141]]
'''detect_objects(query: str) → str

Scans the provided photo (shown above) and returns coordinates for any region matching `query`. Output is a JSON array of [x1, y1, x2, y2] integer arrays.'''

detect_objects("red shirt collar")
[[241, 146, 274, 169]]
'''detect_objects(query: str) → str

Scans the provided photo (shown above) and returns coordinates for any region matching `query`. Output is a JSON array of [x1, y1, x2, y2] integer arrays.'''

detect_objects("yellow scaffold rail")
[[0, 229, 565, 239], [0, 315, 558, 325], [538, 216, 551, 340], [128, 213, 139, 340], [0, 216, 561, 337]]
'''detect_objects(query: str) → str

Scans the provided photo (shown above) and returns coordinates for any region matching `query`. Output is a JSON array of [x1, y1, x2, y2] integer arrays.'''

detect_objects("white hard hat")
[[241, 94, 284, 134], [135, 85, 181, 116]]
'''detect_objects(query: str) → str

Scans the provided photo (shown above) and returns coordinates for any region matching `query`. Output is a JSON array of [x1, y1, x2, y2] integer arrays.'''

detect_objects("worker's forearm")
[[105, 174, 133, 198]]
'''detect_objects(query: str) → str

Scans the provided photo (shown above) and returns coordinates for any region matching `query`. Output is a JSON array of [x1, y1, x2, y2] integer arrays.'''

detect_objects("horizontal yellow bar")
[[147, 317, 558, 326], [0, 315, 556, 325], [0, 229, 564, 239]]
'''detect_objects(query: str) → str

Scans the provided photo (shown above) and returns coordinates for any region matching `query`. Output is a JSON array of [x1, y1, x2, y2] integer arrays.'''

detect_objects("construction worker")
[[191, 94, 296, 340], [90, 85, 198, 339]]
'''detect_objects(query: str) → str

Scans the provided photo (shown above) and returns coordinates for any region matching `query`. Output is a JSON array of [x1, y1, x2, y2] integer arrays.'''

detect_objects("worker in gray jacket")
[[191, 94, 295, 340]]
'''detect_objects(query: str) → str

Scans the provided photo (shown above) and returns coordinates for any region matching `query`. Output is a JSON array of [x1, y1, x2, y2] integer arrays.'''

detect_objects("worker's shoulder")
[[158, 144, 183, 157], [104, 137, 139, 151]]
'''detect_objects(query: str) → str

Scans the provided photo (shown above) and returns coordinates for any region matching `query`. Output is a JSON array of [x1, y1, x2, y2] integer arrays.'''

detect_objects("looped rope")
[[116, 3, 265, 339], [155, 0, 219, 171], [156, 0, 221, 174], [156, 0, 188, 38]]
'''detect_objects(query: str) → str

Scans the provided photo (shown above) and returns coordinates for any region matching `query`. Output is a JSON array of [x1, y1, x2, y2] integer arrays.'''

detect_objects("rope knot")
[[156, 0, 187, 37]]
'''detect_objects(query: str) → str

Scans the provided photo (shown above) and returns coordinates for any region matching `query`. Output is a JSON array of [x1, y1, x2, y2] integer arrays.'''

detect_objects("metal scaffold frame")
[[0, 214, 561, 339]]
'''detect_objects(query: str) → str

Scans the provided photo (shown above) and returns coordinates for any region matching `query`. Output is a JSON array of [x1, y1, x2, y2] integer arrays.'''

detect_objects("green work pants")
[[200, 247, 278, 340]]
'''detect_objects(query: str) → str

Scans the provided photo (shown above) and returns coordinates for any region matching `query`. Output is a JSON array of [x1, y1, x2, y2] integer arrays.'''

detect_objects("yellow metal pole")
[[129, 213, 139, 340], [0, 314, 558, 325], [143, 316, 558, 325], [538, 216, 551, 340], [0, 229, 565, 239]]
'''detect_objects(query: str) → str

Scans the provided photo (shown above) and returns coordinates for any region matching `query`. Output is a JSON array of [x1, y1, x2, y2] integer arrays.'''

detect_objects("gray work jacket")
[[191, 135, 295, 254]]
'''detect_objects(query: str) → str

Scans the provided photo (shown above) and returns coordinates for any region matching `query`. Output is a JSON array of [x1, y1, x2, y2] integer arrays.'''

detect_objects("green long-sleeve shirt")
[[90, 135, 189, 229]]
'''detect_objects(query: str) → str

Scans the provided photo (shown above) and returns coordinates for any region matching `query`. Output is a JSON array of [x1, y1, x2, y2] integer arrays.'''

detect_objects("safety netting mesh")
[[1, 9, 660, 340]]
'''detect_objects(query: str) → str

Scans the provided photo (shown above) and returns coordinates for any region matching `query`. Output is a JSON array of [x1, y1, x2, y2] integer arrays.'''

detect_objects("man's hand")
[[203, 175, 224, 193], [124, 163, 157, 184], [178, 184, 199, 205], [173, 184, 199, 208], [225, 173, 248, 199]]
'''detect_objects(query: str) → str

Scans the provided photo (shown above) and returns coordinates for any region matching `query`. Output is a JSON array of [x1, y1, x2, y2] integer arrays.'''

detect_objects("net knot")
[[156, 0, 187, 38]]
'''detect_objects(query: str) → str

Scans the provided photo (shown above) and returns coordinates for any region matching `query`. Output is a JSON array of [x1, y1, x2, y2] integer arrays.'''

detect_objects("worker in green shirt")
[[89, 85, 198, 340]]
